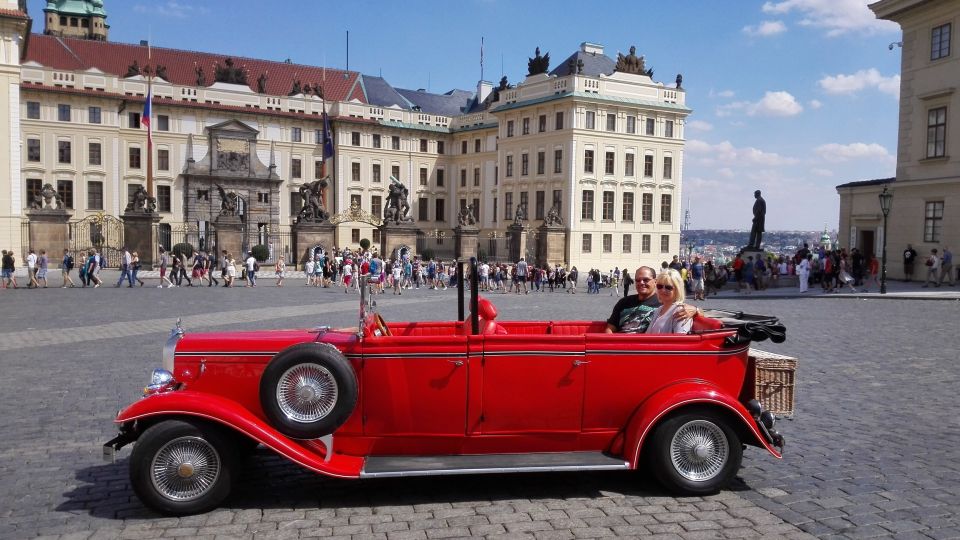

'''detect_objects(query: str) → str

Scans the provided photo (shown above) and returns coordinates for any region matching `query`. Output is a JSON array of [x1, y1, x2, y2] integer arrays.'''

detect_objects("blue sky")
[[31, 0, 904, 230]]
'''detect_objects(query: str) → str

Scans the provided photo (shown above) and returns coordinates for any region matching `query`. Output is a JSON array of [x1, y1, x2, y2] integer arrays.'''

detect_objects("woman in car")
[[646, 269, 694, 334]]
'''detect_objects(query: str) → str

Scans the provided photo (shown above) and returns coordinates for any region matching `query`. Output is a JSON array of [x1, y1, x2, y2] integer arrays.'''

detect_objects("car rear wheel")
[[129, 419, 236, 515], [259, 343, 358, 439], [648, 409, 742, 495]]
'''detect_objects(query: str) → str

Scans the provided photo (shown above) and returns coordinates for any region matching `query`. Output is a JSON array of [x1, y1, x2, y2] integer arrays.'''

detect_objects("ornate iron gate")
[[68, 213, 125, 267]]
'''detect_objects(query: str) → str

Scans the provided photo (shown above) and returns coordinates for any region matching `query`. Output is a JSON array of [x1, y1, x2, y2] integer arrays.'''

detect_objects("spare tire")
[[259, 343, 358, 439]]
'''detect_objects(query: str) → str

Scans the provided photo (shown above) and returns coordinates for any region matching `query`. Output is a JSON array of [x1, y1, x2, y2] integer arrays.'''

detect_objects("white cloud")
[[134, 2, 210, 18], [718, 168, 735, 178], [743, 20, 787, 37], [717, 91, 803, 117], [687, 139, 799, 167], [687, 120, 714, 132], [811, 168, 834, 177], [818, 68, 900, 97], [761, 0, 898, 37], [814, 142, 893, 162], [708, 89, 736, 99], [808, 99, 822, 109]]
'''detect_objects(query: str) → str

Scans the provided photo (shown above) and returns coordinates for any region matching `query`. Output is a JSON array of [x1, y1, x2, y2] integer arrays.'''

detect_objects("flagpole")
[[146, 38, 154, 201]]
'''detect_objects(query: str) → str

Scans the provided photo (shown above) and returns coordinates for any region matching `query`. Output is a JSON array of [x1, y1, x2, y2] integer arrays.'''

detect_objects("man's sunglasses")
[[656, 284, 675, 291]]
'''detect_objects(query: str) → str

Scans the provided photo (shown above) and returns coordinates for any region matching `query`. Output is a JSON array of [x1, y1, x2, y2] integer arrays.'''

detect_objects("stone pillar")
[[25, 210, 72, 257], [454, 226, 480, 261], [381, 223, 421, 260], [537, 224, 567, 267], [123, 212, 162, 267], [292, 222, 336, 269], [508, 223, 527, 263], [215, 215, 245, 263]]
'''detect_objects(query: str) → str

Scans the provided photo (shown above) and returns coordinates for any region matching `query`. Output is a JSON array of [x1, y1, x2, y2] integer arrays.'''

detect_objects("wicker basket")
[[749, 348, 797, 417]]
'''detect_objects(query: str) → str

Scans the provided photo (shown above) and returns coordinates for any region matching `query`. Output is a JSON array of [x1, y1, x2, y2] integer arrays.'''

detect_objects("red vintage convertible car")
[[105, 263, 787, 515]]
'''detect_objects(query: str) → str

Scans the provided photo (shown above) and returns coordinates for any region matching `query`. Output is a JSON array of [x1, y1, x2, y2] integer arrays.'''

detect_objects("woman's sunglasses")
[[656, 284, 675, 291]]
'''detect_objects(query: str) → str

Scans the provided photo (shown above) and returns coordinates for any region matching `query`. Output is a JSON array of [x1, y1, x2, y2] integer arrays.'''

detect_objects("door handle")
[[572, 359, 590, 367], [448, 360, 464, 367]]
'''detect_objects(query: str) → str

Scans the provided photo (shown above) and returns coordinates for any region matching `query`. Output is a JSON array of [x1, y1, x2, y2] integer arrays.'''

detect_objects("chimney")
[[581, 42, 604, 55], [477, 80, 493, 103]]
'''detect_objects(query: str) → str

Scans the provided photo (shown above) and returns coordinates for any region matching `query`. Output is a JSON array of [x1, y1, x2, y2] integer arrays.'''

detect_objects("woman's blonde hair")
[[657, 268, 686, 304]]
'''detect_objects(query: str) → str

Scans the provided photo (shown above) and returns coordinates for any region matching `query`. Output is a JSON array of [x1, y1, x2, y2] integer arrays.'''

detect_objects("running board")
[[360, 451, 629, 478]]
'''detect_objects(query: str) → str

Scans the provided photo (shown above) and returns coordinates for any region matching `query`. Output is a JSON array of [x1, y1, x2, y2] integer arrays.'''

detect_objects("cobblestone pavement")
[[0, 282, 957, 539]]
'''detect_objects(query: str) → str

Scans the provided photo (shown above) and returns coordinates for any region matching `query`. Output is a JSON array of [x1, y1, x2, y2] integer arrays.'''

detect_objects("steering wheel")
[[374, 312, 391, 337]]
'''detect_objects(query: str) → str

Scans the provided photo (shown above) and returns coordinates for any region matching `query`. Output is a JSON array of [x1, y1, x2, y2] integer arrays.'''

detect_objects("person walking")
[[60, 249, 76, 288], [245, 252, 258, 287], [392, 259, 403, 295], [115, 248, 132, 287], [2, 250, 18, 289], [35, 250, 49, 288], [205, 251, 219, 287], [516, 257, 529, 294], [903, 244, 917, 282], [690, 256, 705, 301], [130, 251, 144, 286], [275, 257, 286, 287], [158, 247, 174, 288], [26, 249, 39, 288], [922, 248, 941, 288], [179, 253, 193, 287], [939, 247, 955, 286], [224, 253, 236, 287]]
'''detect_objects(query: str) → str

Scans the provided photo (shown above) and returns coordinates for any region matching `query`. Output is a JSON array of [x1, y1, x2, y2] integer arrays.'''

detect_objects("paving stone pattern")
[[0, 283, 956, 538]]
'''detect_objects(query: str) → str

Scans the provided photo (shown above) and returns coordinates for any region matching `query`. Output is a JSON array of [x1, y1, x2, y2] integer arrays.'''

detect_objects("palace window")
[[257, 192, 270, 204], [371, 195, 382, 218], [58, 104, 71, 122], [27, 139, 40, 162], [435, 198, 445, 221], [538, 115, 546, 133], [437, 141, 445, 154], [418, 197, 429, 221], [27, 101, 40, 119], [351, 132, 360, 146], [626, 115, 636, 133], [581, 190, 594, 220], [507, 120, 514, 137], [642, 193, 653, 222], [584, 149, 594, 173], [660, 194, 672, 223], [392, 165, 400, 180], [351, 162, 361, 182], [291, 127, 302, 142], [290, 192, 302, 216], [606, 113, 616, 131], [158, 149, 169, 171], [927, 107, 947, 158], [521, 153, 529, 176], [59, 140, 72, 164], [504, 192, 513, 221], [585, 111, 595, 129], [57, 180, 74, 209], [291, 158, 302, 179], [128, 112, 140, 129], [198, 189, 209, 202], [644, 155, 654, 177], [26, 179, 41, 204], [554, 149, 562, 173], [932, 23, 951, 60], [87, 181, 103, 210], [605, 151, 615, 175], [372, 134, 381, 148], [622, 192, 634, 222], [520, 192, 529, 216], [461, 140, 468, 154], [315, 160, 323, 178], [642, 234, 651, 253], [602, 191, 614, 221], [555, 111, 564, 130], [157, 185, 171, 212], [535, 190, 545, 220], [537, 151, 545, 175], [625, 153, 635, 176], [660, 235, 670, 253], [506, 155, 514, 177], [603, 234, 612, 253], [88, 106, 101, 124], [645, 118, 655, 135], [460, 168, 467, 187], [474, 167, 480, 187], [391, 136, 400, 150], [437, 168, 444, 187], [420, 138, 428, 152], [157, 115, 170, 132], [374, 164, 383, 183], [924, 201, 944, 242], [475, 139, 481, 152], [622, 234, 632, 253], [665, 120, 674, 138], [582, 234, 592, 253], [663, 156, 673, 180], [522, 117, 530, 135]]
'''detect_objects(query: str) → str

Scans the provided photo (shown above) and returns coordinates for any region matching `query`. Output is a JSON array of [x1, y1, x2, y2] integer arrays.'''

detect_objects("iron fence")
[[416, 229, 456, 261]]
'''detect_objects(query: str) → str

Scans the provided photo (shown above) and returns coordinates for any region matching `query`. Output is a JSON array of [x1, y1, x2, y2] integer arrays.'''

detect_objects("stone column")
[[454, 226, 480, 261], [215, 215, 246, 262], [122, 211, 162, 267], [508, 223, 527, 263], [292, 222, 336, 269], [381, 223, 421, 260], [537, 224, 567, 267], [26, 210, 72, 257]]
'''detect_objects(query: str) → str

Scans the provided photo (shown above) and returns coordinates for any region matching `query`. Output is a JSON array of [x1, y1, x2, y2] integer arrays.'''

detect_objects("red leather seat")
[[475, 296, 507, 335]]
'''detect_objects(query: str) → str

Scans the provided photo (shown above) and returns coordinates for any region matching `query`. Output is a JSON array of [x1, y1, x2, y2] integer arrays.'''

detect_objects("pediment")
[[206, 119, 259, 135]]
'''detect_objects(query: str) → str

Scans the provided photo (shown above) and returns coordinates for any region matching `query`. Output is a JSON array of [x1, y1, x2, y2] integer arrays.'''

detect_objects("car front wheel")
[[648, 409, 742, 495], [129, 419, 236, 515]]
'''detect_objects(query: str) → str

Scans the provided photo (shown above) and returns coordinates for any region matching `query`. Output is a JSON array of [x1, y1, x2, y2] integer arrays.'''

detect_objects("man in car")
[[605, 266, 700, 334]]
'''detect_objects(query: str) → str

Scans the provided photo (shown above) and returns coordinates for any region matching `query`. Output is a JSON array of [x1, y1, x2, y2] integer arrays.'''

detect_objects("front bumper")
[[102, 424, 136, 463]]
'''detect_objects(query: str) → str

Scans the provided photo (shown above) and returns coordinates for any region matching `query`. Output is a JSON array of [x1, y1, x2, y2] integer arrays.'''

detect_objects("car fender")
[[116, 391, 363, 478], [622, 380, 782, 467]]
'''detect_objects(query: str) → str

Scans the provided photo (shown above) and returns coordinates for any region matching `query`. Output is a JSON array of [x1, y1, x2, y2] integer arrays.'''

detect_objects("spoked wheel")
[[130, 419, 237, 515], [648, 409, 742, 495]]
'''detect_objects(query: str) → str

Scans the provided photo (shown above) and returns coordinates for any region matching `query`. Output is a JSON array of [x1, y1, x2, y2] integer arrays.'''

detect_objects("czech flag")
[[321, 111, 333, 161], [142, 87, 152, 145]]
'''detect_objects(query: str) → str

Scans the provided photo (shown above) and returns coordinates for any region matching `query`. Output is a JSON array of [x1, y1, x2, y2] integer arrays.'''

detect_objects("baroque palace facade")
[[1, 0, 689, 269]]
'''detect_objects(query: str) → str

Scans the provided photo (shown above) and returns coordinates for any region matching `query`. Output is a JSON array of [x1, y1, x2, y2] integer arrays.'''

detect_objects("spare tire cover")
[[259, 342, 358, 439]]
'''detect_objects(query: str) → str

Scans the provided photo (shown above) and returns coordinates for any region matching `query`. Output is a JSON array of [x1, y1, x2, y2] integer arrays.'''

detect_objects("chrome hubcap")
[[670, 420, 729, 482], [277, 363, 338, 423], [151, 436, 220, 501]]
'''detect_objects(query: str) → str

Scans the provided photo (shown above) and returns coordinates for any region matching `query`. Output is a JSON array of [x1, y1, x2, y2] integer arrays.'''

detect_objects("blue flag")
[[322, 111, 334, 161]]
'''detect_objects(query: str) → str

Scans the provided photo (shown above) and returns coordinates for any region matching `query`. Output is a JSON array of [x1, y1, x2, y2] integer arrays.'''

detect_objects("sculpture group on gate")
[[544, 204, 564, 227], [457, 203, 478, 228], [296, 177, 330, 224], [513, 203, 528, 226], [124, 185, 157, 213], [216, 184, 241, 217], [29, 183, 64, 211], [383, 176, 414, 225]]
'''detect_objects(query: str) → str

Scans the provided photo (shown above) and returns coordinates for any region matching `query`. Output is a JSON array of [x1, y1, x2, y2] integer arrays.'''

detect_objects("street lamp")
[[878, 186, 893, 294]]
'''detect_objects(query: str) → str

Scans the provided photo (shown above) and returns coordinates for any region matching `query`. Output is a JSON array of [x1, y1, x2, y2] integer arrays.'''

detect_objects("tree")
[[250, 244, 270, 262], [359, 238, 371, 251], [172, 242, 194, 259]]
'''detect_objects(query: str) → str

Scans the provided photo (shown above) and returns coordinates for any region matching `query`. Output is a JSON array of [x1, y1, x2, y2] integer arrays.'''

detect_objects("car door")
[[362, 335, 468, 436], [478, 334, 585, 434]]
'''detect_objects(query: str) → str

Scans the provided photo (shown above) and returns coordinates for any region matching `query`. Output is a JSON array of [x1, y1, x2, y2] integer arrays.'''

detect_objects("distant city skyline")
[[29, 0, 903, 230]]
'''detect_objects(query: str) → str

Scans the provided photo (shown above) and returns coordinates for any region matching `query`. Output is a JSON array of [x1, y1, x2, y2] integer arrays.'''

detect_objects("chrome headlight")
[[144, 368, 177, 396], [162, 318, 184, 372]]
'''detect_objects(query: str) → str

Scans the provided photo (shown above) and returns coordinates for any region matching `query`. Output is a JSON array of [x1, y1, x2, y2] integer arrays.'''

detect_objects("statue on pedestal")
[[124, 185, 157, 213], [544, 204, 564, 227], [216, 184, 240, 217], [513, 203, 527, 226], [30, 183, 64, 210], [747, 190, 767, 249], [383, 176, 413, 225], [296, 177, 330, 224], [457, 203, 477, 228]]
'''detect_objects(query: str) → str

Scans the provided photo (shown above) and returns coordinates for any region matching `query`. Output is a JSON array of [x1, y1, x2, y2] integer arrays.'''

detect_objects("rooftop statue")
[[615, 46, 653, 76], [527, 47, 550, 76], [214, 57, 247, 85]]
